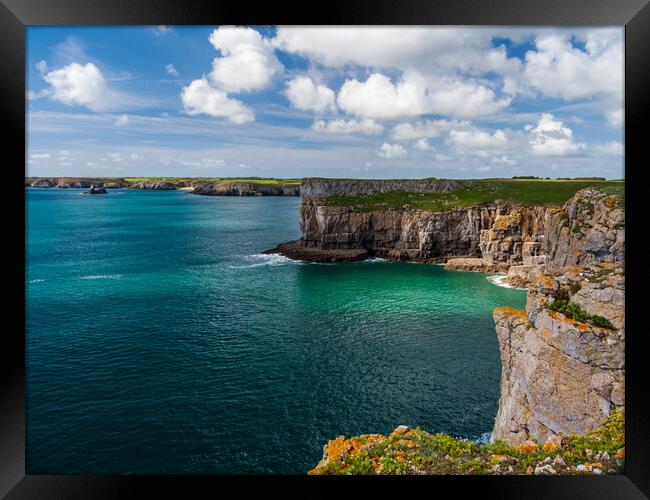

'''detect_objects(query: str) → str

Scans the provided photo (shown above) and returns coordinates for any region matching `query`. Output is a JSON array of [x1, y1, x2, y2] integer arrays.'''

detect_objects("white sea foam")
[[79, 274, 123, 280], [487, 274, 526, 290], [28, 279, 45, 283], [475, 432, 492, 445], [362, 257, 387, 263], [230, 253, 299, 269]]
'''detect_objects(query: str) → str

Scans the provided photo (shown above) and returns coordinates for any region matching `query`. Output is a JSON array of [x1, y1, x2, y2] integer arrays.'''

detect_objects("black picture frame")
[[3, 0, 649, 497]]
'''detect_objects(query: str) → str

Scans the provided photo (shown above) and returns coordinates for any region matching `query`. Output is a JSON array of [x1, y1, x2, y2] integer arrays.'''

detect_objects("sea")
[[25, 188, 526, 474]]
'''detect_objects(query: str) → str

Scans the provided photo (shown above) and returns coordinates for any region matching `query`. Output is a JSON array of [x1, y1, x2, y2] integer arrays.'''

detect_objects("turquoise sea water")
[[26, 188, 526, 474]]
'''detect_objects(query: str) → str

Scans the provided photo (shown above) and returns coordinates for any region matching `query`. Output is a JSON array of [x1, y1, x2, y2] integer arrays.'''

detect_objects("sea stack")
[[84, 184, 108, 195]]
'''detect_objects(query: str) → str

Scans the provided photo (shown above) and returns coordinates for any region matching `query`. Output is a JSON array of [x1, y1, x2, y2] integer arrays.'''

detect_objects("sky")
[[26, 26, 624, 179]]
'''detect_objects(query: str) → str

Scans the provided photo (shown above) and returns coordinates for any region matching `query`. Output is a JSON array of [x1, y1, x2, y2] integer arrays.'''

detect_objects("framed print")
[[2, 0, 649, 497]]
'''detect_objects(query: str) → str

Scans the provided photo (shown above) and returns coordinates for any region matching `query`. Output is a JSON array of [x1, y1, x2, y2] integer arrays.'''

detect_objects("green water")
[[26, 188, 526, 474]]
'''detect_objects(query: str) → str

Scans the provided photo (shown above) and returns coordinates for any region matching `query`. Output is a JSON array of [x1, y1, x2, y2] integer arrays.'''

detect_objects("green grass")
[[314, 410, 624, 475], [548, 300, 616, 330], [27, 176, 301, 187], [124, 177, 300, 186], [323, 179, 624, 212]]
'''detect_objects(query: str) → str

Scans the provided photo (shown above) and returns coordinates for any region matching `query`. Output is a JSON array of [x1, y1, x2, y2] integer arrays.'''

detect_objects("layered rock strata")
[[492, 263, 624, 444], [272, 181, 624, 293], [191, 182, 299, 196]]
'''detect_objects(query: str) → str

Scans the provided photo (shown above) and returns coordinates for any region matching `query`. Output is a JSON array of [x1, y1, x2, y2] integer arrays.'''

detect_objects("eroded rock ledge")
[[492, 263, 624, 445], [262, 240, 368, 262]]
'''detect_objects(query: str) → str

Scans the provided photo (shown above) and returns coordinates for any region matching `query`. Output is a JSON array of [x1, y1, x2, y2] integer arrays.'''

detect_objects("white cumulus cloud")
[[285, 76, 336, 113], [523, 30, 623, 125], [208, 26, 283, 93], [272, 27, 522, 77], [165, 63, 179, 76], [41, 62, 108, 111], [181, 77, 254, 124], [337, 72, 510, 120], [377, 142, 406, 159], [528, 113, 585, 156]]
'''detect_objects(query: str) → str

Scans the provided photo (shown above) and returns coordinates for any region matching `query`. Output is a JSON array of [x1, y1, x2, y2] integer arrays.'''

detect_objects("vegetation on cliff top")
[[26, 177, 301, 187], [309, 410, 624, 475], [323, 179, 624, 212], [548, 300, 616, 330]]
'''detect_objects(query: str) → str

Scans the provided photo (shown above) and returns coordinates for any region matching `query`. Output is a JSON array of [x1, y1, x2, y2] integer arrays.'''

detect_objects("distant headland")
[[25, 177, 301, 196]]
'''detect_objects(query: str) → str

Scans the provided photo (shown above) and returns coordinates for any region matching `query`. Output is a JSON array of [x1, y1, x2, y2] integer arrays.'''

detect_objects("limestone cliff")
[[191, 182, 299, 196], [489, 187, 625, 444], [299, 198, 515, 262], [129, 181, 178, 190], [273, 180, 623, 280], [543, 189, 625, 270], [278, 179, 548, 265], [492, 263, 624, 444]]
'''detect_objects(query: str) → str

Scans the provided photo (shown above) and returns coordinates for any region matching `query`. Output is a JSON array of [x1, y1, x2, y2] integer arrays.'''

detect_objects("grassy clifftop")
[[27, 176, 301, 185], [309, 410, 624, 475], [323, 179, 624, 212], [124, 177, 300, 186], [26, 177, 301, 188]]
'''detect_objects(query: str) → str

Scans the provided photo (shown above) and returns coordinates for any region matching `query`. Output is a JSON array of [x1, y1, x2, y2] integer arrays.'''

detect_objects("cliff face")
[[192, 182, 299, 196], [300, 198, 502, 261], [492, 263, 624, 444], [543, 189, 625, 270], [296, 185, 547, 267], [491, 188, 625, 444], [129, 181, 178, 190]]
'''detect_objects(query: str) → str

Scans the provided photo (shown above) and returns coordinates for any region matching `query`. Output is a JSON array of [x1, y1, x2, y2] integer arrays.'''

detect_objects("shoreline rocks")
[[263, 240, 368, 262]]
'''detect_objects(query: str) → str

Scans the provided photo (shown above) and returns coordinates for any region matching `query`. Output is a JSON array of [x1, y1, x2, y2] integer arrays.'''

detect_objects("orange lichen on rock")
[[604, 196, 622, 210], [539, 274, 558, 289], [308, 434, 387, 475], [548, 310, 590, 331], [325, 436, 353, 462], [518, 440, 538, 453], [326, 434, 386, 462], [543, 434, 562, 451], [494, 307, 528, 319]]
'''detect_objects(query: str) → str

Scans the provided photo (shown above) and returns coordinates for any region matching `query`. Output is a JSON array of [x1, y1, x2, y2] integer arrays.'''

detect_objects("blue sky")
[[26, 26, 624, 179]]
